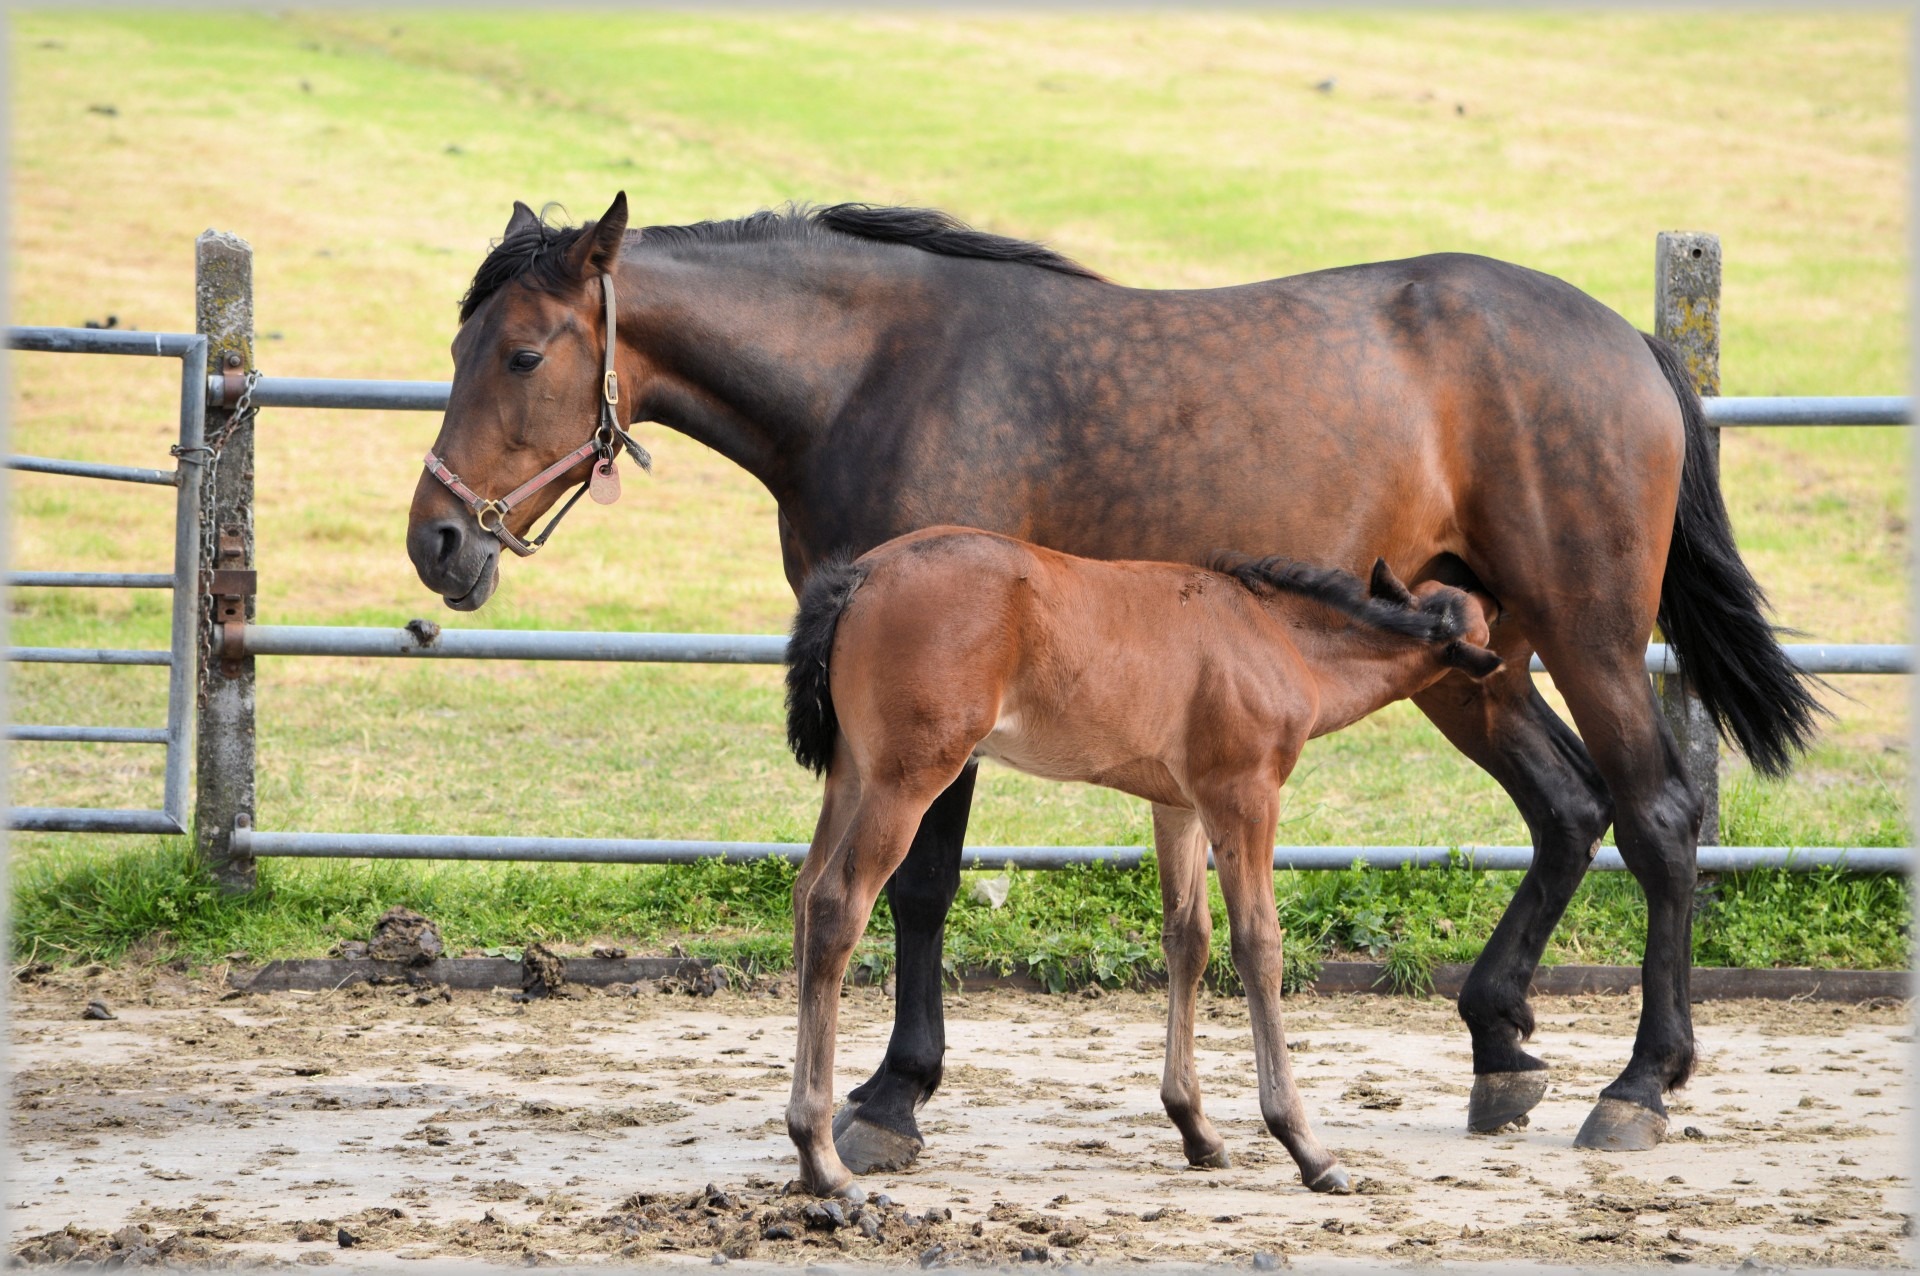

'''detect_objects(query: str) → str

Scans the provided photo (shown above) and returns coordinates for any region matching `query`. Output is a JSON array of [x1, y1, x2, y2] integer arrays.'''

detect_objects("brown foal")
[[782, 527, 1503, 1198]]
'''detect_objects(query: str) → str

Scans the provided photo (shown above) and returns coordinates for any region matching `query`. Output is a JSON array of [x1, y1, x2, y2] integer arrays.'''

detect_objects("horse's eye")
[[509, 350, 543, 373]]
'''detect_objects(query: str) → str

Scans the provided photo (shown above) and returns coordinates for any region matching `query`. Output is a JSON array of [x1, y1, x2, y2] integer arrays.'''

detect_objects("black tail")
[[1645, 332, 1826, 777], [784, 556, 869, 777]]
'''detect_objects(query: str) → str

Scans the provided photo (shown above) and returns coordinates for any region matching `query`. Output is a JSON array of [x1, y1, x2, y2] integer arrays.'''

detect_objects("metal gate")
[[7, 327, 206, 835]]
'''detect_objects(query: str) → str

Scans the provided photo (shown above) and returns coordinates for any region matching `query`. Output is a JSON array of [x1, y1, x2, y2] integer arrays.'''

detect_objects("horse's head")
[[1368, 559, 1503, 679], [408, 192, 642, 610]]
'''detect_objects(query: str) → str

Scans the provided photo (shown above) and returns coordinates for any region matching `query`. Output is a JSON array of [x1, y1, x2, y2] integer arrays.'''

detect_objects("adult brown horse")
[[407, 192, 1820, 1168]]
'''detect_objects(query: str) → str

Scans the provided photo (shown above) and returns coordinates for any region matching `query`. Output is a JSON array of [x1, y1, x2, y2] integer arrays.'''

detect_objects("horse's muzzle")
[[408, 515, 499, 610]]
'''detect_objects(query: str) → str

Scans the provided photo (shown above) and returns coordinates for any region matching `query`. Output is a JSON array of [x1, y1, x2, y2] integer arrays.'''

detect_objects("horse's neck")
[[1283, 616, 1437, 738], [619, 243, 924, 498]]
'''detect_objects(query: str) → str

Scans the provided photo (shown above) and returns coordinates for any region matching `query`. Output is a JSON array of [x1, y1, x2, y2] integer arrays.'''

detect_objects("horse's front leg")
[[832, 763, 978, 1174], [1152, 803, 1230, 1168]]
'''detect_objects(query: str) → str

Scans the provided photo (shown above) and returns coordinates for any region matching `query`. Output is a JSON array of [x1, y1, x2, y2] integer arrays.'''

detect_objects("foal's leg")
[[792, 759, 862, 998], [1414, 664, 1614, 1131], [789, 783, 943, 1198], [1152, 803, 1229, 1169], [1202, 783, 1347, 1193], [833, 764, 979, 1173]]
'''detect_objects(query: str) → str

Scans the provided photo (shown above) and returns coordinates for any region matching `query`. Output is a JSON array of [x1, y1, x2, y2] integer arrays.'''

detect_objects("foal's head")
[[407, 193, 634, 610], [1213, 554, 1503, 679]]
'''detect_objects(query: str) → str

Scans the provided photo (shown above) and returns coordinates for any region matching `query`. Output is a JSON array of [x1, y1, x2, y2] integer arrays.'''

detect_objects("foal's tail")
[[1645, 332, 1826, 777], [785, 556, 870, 777]]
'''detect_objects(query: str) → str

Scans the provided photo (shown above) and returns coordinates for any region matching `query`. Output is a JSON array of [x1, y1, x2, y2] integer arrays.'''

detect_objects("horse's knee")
[[1615, 776, 1703, 893], [1227, 925, 1282, 978], [800, 879, 865, 961], [1162, 908, 1211, 969]]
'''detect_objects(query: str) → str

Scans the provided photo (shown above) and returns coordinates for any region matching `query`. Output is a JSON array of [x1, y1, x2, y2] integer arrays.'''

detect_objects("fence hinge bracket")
[[212, 527, 254, 676]]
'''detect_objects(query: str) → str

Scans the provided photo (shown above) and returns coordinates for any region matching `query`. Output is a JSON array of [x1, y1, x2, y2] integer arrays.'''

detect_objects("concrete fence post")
[[1654, 231, 1722, 846], [194, 231, 258, 892]]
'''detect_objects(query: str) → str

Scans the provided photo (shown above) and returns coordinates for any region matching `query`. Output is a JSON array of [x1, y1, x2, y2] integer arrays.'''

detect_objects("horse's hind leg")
[[832, 764, 978, 1174], [1542, 643, 1704, 1150], [1201, 782, 1347, 1193], [789, 782, 947, 1198], [1152, 804, 1229, 1169], [1413, 666, 1614, 1132]]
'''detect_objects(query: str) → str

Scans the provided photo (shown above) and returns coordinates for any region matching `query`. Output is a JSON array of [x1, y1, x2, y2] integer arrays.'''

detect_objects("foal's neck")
[[1280, 611, 1441, 738], [616, 238, 929, 502]]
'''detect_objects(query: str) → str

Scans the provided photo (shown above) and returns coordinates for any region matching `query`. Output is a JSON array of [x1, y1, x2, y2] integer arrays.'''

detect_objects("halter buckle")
[[603, 370, 620, 406]]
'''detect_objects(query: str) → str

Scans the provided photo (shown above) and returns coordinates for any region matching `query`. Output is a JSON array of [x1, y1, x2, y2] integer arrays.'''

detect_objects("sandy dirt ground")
[[6, 964, 1912, 1271]]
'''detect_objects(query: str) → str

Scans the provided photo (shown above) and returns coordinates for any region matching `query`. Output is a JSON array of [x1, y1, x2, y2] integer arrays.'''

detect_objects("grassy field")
[[7, 13, 1910, 976]]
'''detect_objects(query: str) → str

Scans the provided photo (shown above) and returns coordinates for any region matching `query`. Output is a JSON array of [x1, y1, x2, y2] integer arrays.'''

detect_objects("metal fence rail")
[[208, 373, 1915, 427], [229, 825, 1912, 875], [216, 624, 1909, 676], [4, 326, 206, 835]]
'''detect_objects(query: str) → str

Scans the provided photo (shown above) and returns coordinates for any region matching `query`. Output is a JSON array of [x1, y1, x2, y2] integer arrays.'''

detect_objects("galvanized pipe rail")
[[228, 824, 1912, 875], [216, 625, 1910, 677], [8, 572, 175, 589], [208, 373, 1914, 427], [9, 646, 174, 667], [5, 326, 206, 835]]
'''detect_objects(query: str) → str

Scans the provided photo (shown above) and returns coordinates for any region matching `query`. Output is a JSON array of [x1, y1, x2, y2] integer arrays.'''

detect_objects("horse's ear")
[[566, 191, 630, 279], [505, 201, 541, 239], [1444, 641, 1504, 679], [1369, 557, 1415, 607]]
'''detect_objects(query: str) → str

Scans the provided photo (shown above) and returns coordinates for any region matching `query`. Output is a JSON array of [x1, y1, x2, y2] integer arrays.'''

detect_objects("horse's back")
[[963, 252, 1684, 615]]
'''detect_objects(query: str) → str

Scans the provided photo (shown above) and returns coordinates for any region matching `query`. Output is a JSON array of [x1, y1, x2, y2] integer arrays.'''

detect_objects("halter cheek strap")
[[423, 271, 651, 558]]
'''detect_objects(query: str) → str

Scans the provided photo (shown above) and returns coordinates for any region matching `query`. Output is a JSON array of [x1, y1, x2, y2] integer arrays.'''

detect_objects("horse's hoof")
[[834, 1182, 867, 1205], [1305, 1164, 1351, 1195], [1468, 1070, 1549, 1133], [833, 1114, 924, 1174], [1185, 1146, 1232, 1170], [1573, 1097, 1668, 1151]]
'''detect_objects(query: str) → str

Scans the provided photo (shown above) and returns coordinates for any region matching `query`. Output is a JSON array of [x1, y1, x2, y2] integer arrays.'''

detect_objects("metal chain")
[[173, 369, 259, 703]]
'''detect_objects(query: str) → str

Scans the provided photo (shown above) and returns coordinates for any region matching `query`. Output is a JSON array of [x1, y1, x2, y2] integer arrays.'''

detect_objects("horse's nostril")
[[436, 524, 461, 567]]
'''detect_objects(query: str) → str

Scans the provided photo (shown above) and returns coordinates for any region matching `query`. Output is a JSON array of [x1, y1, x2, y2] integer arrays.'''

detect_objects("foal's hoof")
[[1304, 1165, 1351, 1195], [832, 1111, 925, 1175], [1467, 1070, 1550, 1133], [1573, 1097, 1668, 1151], [1185, 1147, 1232, 1170]]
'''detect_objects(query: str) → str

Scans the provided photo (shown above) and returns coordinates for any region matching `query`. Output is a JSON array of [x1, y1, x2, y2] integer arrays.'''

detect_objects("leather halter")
[[422, 271, 649, 557]]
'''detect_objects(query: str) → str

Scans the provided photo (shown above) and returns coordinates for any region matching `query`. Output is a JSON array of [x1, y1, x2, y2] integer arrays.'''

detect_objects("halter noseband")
[[422, 271, 650, 558]]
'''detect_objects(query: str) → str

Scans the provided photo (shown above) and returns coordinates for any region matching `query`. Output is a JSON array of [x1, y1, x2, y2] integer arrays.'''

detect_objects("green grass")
[[7, 12, 1910, 976], [13, 839, 1908, 987]]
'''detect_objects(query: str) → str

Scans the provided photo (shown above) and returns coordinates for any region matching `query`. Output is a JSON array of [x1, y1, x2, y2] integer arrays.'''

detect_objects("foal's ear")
[[566, 191, 630, 280], [1444, 641, 1504, 679], [1368, 557, 1415, 607], [504, 200, 541, 239]]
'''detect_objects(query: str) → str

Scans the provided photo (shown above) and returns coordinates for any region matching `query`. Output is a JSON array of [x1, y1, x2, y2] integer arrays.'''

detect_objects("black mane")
[[459, 205, 594, 323], [1209, 554, 1465, 645], [460, 201, 1103, 321]]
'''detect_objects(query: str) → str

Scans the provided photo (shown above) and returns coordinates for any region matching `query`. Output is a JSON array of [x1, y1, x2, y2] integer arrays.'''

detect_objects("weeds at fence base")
[[10, 840, 1909, 981]]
